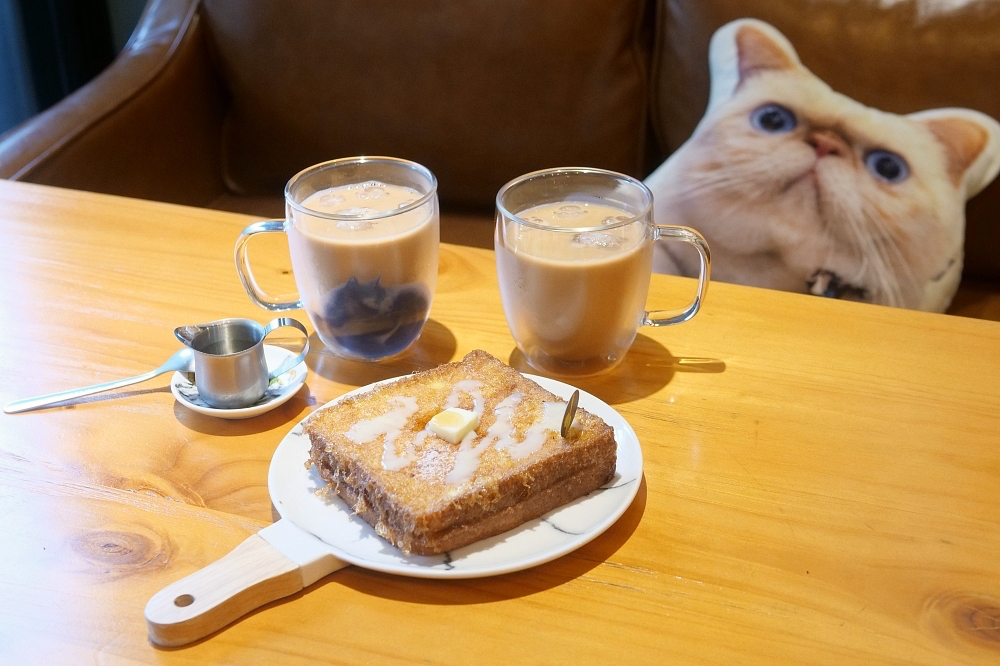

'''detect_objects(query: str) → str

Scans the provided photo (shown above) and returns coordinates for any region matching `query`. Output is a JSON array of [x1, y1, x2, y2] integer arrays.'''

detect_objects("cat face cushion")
[[646, 19, 1000, 311]]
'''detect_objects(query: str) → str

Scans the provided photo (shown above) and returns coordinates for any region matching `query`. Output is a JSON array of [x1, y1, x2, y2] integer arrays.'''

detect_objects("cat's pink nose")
[[808, 131, 848, 158]]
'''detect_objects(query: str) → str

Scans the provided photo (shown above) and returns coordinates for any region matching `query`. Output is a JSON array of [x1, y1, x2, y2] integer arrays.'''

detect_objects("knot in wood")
[[923, 591, 1000, 652], [72, 528, 171, 578], [952, 597, 1000, 645]]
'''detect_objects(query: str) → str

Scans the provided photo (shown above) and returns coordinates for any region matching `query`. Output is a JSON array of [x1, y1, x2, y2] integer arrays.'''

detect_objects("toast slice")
[[304, 350, 617, 555]]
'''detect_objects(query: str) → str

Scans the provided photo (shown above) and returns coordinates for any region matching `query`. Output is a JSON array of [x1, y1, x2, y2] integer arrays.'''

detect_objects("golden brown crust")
[[304, 350, 617, 555]]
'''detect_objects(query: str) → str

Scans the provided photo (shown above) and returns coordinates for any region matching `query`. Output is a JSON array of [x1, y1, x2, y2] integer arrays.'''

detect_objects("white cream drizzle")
[[364, 381, 487, 472], [345, 396, 421, 471], [345, 382, 570, 482], [442, 379, 485, 416], [444, 394, 569, 485], [484, 392, 525, 453], [444, 428, 487, 486], [502, 401, 568, 460], [445, 392, 522, 485]]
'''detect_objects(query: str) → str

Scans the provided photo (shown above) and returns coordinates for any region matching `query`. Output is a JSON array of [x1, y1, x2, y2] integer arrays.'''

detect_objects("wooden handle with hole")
[[144, 519, 347, 647]]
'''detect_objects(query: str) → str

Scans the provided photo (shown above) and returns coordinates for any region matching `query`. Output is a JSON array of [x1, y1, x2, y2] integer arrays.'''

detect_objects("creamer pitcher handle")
[[643, 226, 711, 326], [234, 220, 303, 311], [262, 317, 310, 380]]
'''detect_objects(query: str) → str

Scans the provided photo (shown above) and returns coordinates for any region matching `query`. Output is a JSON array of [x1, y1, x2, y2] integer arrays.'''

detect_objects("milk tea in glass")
[[495, 168, 711, 377], [236, 157, 439, 361]]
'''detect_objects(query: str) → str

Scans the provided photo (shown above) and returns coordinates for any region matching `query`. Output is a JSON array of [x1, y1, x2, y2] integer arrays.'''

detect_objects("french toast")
[[304, 350, 617, 555]]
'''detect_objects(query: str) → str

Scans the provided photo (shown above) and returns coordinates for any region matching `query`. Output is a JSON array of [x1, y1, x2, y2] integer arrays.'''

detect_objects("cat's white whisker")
[[824, 180, 894, 304], [862, 209, 921, 307]]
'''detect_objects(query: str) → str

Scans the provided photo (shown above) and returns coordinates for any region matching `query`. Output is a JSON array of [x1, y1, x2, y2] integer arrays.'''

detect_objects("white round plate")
[[268, 374, 643, 578], [171, 345, 308, 420]]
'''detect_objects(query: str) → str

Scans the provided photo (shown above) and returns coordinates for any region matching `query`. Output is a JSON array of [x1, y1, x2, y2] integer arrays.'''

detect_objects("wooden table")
[[1, 180, 999, 665]]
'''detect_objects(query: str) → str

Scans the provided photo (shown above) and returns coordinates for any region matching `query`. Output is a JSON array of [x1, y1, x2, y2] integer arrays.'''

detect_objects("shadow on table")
[[172, 320, 457, 436], [172, 386, 316, 436], [155, 448, 646, 650], [156, 478, 646, 651], [508, 333, 726, 405], [308, 318, 458, 387], [326, 475, 648, 605], [4, 384, 175, 414], [155, 477, 645, 650]]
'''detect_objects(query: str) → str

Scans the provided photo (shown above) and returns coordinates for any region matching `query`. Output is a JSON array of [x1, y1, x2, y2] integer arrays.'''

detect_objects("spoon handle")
[[3, 368, 165, 414]]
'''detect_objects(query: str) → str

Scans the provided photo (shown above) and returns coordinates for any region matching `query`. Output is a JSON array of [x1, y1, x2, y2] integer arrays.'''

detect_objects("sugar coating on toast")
[[304, 350, 617, 555]]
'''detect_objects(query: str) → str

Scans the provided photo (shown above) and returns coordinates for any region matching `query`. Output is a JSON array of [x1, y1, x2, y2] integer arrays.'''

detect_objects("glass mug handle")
[[234, 220, 303, 311], [643, 225, 712, 326]]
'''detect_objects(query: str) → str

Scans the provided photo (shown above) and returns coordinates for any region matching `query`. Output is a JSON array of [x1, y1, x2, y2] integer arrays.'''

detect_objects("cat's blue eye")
[[865, 150, 909, 183], [750, 104, 797, 133]]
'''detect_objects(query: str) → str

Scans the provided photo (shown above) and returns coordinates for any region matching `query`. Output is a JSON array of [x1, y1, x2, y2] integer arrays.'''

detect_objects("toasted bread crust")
[[305, 350, 617, 555]]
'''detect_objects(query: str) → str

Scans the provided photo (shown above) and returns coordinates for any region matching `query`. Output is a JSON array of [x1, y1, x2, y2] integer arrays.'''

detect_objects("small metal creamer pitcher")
[[174, 317, 309, 409]]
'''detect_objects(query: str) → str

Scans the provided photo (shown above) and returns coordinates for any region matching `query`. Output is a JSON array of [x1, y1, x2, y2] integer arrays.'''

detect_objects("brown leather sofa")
[[2, 0, 999, 320]]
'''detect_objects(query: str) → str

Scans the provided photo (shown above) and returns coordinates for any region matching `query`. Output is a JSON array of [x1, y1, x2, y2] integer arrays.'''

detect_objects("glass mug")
[[495, 167, 711, 377], [235, 157, 440, 361]]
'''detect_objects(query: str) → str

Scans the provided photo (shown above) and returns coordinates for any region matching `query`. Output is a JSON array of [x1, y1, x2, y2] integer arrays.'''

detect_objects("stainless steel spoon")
[[4, 348, 194, 414]]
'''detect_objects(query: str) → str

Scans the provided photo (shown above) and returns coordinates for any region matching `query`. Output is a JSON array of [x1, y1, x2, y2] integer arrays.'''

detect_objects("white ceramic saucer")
[[171, 345, 308, 419], [269, 374, 643, 578]]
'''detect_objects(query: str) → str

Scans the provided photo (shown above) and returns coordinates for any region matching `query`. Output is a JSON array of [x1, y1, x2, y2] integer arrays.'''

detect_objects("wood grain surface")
[[1, 180, 999, 664]]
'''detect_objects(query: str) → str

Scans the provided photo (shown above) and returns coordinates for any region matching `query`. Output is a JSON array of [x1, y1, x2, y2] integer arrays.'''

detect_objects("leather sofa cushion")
[[200, 0, 653, 210], [652, 0, 1000, 280]]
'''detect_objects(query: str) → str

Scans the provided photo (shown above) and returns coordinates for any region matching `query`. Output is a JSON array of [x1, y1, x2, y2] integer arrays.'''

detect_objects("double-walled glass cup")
[[235, 157, 439, 361], [495, 167, 711, 377]]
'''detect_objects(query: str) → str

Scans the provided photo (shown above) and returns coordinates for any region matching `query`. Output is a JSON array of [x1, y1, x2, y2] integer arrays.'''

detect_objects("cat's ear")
[[706, 19, 803, 114], [910, 108, 1000, 198], [734, 23, 799, 80]]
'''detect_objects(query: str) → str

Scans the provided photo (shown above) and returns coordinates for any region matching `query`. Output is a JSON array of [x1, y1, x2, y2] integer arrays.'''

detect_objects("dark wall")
[[0, 0, 37, 133], [16, 0, 116, 111], [0, 0, 147, 135]]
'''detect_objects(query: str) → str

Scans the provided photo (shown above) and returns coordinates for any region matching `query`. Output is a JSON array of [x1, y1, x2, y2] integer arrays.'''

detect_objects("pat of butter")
[[428, 408, 479, 444]]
